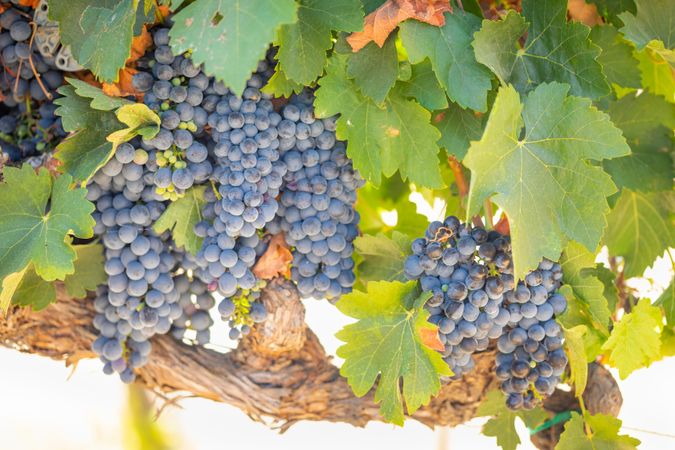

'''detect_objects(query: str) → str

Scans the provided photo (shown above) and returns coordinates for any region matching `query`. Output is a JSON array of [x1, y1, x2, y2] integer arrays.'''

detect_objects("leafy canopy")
[[472, 0, 610, 98], [464, 83, 630, 279], [335, 280, 451, 425]]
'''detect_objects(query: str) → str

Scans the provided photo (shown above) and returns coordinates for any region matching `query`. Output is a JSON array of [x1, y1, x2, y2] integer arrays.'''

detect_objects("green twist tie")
[[529, 411, 573, 435]]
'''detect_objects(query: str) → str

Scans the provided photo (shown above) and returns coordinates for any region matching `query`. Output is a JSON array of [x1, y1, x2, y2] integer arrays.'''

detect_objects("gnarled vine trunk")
[[0, 278, 622, 447]]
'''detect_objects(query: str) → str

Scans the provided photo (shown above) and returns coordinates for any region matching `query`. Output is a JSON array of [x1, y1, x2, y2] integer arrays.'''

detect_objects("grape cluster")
[[0, 100, 66, 161], [88, 142, 193, 382], [271, 95, 364, 300], [0, 6, 63, 104], [404, 216, 567, 409], [133, 27, 215, 200], [496, 261, 567, 410]]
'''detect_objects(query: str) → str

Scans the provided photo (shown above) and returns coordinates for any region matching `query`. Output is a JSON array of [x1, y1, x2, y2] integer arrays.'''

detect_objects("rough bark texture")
[[0, 278, 622, 446]]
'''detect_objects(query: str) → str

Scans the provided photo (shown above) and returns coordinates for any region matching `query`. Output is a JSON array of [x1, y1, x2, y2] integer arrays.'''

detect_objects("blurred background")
[[2, 196, 674, 450]]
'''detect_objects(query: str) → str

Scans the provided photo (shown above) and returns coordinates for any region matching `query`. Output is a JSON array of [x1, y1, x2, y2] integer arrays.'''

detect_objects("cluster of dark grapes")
[[132, 26, 216, 200], [170, 273, 214, 346], [0, 5, 63, 104], [0, 4, 67, 163], [404, 216, 567, 410], [269, 95, 363, 300]]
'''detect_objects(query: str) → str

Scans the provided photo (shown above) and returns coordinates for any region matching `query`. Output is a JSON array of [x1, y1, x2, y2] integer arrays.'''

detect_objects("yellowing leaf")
[[107, 103, 160, 149], [558, 412, 640, 450], [564, 325, 589, 398], [0, 267, 28, 313], [335, 280, 451, 425], [602, 298, 663, 379]]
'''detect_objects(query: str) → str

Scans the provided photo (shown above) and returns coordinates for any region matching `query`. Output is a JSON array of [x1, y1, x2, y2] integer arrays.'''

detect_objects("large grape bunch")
[[132, 26, 216, 200], [403, 216, 567, 409], [87, 142, 199, 382], [0, 5, 63, 104], [270, 94, 364, 301]]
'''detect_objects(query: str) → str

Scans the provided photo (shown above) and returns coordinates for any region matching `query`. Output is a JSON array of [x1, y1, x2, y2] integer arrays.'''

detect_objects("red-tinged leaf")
[[347, 0, 452, 52], [252, 234, 293, 280], [419, 327, 445, 351]]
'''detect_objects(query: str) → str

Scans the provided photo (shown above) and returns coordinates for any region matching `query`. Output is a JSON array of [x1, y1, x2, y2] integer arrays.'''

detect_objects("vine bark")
[[0, 278, 622, 447]]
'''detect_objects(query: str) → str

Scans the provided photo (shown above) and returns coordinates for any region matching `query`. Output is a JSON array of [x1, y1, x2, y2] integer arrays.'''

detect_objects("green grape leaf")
[[49, 0, 138, 82], [64, 78, 133, 111], [475, 390, 547, 450], [357, 182, 428, 238], [435, 102, 482, 160], [277, 0, 363, 85], [560, 241, 613, 333], [656, 279, 675, 326], [472, 0, 610, 99], [397, 61, 448, 111], [620, 0, 674, 62], [54, 86, 125, 184], [261, 65, 304, 98], [558, 412, 640, 450], [315, 56, 443, 188], [589, 263, 619, 313], [153, 186, 207, 255], [335, 280, 451, 425], [603, 92, 675, 192], [636, 48, 675, 102], [400, 10, 492, 112], [590, 25, 641, 89], [602, 298, 663, 379], [564, 325, 589, 397], [605, 190, 675, 278], [587, 1, 636, 26], [0, 166, 95, 307], [107, 103, 161, 148], [464, 83, 630, 279], [12, 243, 107, 311], [169, 0, 297, 96], [347, 33, 398, 103], [354, 232, 411, 285]]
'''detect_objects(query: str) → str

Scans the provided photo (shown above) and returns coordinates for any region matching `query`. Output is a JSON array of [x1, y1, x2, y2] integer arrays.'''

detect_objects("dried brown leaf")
[[253, 234, 293, 280]]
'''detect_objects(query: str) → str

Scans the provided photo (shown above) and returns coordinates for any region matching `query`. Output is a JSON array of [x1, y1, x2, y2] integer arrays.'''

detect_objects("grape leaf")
[[153, 186, 207, 255], [65, 78, 133, 111], [656, 279, 675, 326], [587, 0, 636, 26], [400, 10, 492, 112], [335, 280, 451, 425], [472, 0, 610, 99], [603, 92, 675, 192], [602, 298, 663, 379], [0, 166, 95, 307], [354, 231, 411, 285], [561, 242, 613, 330], [590, 25, 641, 89], [434, 102, 482, 160], [252, 234, 292, 280], [0, 268, 28, 313], [54, 86, 126, 183], [107, 103, 161, 149], [558, 412, 640, 450], [12, 243, 106, 311], [463, 83, 630, 279], [397, 61, 448, 111], [315, 55, 443, 188], [347, 33, 398, 103], [564, 325, 589, 397], [620, 0, 674, 63], [277, 0, 363, 85], [169, 0, 297, 95], [588, 263, 619, 313], [49, 0, 138, 82], [261, 65, 305, 98], [636, 48, 675, 102], [475, 390, 547, 450], [347, 0, 452, 52], [605, 189, 675, 278]]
